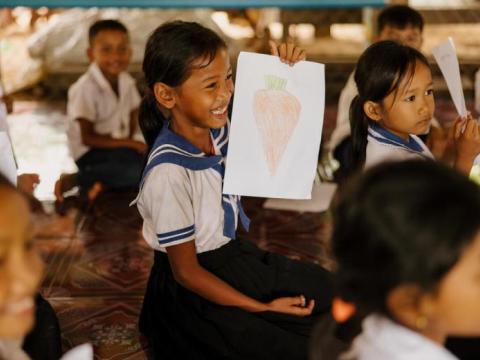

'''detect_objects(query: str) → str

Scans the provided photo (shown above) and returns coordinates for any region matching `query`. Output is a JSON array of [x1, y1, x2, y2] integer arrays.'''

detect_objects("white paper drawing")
[[254, 75, 301, 175], [0, 132, 17, 186], [263, 183, 337, 213], [432, 37, 467, 117], [223, 52, 325, 199]]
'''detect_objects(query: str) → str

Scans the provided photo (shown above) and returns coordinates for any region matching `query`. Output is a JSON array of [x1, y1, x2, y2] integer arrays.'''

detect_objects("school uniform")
[[340, 314, 458, 360], [365, 122, 434, 169], [134, 122, 334, 360], [329, 74, 439, 180], [67, 63, 143, 192]]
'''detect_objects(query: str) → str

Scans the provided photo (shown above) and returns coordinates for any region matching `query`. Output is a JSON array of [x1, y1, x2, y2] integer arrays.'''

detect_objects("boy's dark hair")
[[333, 160, 480, 316], [348, 40, 430, 174], [378, 5, 424, 32], [89, 19, 129, 45], [139, 21, 226, 149]]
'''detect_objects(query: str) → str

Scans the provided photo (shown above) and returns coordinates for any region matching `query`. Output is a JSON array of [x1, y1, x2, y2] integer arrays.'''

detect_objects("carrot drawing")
[[253, 75, 301, 175]]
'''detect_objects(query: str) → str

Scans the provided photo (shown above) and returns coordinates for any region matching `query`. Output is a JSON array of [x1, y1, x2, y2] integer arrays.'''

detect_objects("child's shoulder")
[[143, 162, 189, 186], [67, 70, 96, 98]]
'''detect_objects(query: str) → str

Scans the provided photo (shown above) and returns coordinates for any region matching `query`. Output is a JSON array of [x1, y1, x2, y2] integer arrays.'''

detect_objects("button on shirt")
[[67, 63, 141, 160]]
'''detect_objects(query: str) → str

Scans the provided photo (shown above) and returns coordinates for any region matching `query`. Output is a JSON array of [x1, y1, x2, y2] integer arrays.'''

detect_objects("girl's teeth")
[[212, 107, 227, 115]]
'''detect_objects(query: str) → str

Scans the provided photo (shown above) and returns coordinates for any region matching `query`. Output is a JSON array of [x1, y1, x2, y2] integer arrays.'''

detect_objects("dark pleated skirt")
[[139, 238, 334, 360]]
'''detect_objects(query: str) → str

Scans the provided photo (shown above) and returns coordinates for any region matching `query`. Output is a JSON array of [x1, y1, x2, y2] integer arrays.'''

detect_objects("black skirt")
[[139, 238, 334, 360]]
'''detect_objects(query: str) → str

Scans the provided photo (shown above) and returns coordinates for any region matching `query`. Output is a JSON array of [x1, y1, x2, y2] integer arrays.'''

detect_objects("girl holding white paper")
[[133, 21, 334, 359], [348, 40, 480, 175]]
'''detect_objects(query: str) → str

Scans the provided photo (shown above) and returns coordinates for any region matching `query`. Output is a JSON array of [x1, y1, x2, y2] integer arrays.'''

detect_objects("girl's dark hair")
[[333, 160, 480, 316], [140, 21, 227, 148], [348, 40, 430, 175]]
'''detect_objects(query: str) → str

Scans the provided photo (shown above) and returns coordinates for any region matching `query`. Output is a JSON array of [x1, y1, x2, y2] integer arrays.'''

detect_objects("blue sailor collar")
[[368, 121, 425, 154], [140, 123, 228, 188], [136, 121, 249, 238]]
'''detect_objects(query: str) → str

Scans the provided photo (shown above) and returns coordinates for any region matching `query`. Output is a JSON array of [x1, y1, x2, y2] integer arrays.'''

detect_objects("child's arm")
[[77, 118, 146, 153], [452, 115, 480, 174], [129, 108, 139, 139], [167, 241, 314, 316]]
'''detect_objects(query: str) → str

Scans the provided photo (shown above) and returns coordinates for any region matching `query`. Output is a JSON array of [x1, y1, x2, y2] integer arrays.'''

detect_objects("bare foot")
[[54, 173, 78, 202], [87, 182, 103, 203]]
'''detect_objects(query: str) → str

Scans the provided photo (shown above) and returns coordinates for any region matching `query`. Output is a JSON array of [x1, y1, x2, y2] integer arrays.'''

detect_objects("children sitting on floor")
[[55, 19, 145, 207]]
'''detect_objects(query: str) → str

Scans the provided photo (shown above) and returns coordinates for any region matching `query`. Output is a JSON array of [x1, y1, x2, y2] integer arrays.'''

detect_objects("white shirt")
[[134, 122, 250, 254], [0, 104, 17, 185], [341, 314, 458, 360], [329, 72, 357, 151], [365, 123, 434, 170], [66, 63, 141, 160]]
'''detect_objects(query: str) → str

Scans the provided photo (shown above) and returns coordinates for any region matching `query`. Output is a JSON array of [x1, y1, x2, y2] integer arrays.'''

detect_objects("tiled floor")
[[11, 96, 465, 359], [9, 100, 338, 359]]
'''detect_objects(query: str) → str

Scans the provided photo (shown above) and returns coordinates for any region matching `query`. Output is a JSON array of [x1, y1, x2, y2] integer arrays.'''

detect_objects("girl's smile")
[[172, 48, 233, 131]]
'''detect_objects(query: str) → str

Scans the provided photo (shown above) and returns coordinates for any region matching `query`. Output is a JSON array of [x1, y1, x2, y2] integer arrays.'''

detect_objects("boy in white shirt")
[[55, 20, 145, 205]]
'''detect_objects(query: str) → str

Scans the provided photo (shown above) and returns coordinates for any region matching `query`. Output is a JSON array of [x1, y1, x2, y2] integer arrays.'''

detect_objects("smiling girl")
[[133, 21, 334, 359]]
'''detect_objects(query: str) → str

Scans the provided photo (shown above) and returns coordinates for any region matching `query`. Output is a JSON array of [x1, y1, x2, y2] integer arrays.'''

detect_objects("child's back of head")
[[333, 160, 480, 347]]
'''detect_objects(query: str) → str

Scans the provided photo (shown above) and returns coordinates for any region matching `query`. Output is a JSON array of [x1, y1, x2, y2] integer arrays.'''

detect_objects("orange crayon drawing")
[[253, 75, 301, 175]]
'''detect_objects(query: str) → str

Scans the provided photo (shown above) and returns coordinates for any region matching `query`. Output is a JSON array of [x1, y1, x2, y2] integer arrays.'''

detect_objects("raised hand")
[[452, 114, 480, 174], [269, 40, 306, 66]]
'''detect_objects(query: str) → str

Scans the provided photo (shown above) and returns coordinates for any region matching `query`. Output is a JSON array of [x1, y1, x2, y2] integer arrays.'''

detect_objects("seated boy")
[[55, 19, 145, 204]]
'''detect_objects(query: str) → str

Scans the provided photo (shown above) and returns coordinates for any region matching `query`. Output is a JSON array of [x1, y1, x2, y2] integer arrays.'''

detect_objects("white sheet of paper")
[[432, 37, 467, 117], [223, 52, 325, 199], [263, 182, 337, 212], [0, 132, 16, 186], [60, 344, 93, 360]]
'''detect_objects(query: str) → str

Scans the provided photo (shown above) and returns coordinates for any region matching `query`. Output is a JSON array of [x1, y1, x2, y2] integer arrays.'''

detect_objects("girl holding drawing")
[[347, 40, 480, 175], [133, 21, 334, 359]]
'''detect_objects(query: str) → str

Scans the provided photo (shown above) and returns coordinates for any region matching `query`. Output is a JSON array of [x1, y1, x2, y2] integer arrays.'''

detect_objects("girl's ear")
[[153, 83, 176, 109], [86, 48, 93, 62], [387, 284, 433, 330], [363, 100, 383, 122]]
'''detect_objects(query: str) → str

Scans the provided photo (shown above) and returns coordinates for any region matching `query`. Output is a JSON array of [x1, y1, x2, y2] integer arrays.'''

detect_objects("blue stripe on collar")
[[151, 124, 204, 156], [140, 124, 224, 188], [369, 122, 424, 153]]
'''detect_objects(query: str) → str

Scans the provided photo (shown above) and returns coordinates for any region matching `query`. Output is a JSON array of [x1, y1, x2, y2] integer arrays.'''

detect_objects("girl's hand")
[[269, 40, 306, 66], [453, 114, 480, 174], [266, 295, 314, 317], [17, 173, 40, 195], [426, 125, 448, 160]]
